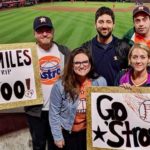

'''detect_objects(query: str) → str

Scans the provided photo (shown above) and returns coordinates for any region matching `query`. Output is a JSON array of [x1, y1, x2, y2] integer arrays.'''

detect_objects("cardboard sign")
[[87, 87, 150, 150], [0, 43, 43, 110]]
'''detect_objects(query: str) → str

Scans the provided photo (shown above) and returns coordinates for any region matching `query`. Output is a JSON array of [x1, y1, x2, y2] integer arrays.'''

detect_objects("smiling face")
[[134, 12, 150, 36], [73, 53, 91, 79], [130, 47, 150, 74], [95, 14, 114, 39], [34, 26, 54, 50]]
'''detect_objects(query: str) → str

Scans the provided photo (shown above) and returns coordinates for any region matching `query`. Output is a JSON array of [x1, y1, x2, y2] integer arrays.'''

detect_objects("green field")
[[0, 2, 137, 49]]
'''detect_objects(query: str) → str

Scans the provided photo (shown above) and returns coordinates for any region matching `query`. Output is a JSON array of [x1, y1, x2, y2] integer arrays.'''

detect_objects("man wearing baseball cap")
[[123, 5, 150, 47], [25, 16, 70, 150]]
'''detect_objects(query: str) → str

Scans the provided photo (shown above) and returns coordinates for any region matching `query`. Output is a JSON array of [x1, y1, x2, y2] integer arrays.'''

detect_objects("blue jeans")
[[26, 111, 58, 150]]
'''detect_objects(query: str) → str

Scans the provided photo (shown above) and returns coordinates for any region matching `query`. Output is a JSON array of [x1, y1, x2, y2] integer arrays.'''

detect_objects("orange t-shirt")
[[132, 33, 150, 48], [72, 79, 91, 132]]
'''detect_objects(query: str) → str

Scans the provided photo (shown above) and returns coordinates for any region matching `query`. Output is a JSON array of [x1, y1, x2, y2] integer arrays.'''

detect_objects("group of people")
[[24, 4, 150, 150]]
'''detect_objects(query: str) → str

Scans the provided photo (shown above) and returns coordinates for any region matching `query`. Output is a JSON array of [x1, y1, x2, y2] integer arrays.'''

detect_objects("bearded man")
[[81, 7, 130, 86]]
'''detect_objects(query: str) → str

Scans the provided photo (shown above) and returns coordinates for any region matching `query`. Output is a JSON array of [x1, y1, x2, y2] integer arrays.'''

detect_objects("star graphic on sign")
[[40, 17, 46, 23], [93, 126, 107, 142]]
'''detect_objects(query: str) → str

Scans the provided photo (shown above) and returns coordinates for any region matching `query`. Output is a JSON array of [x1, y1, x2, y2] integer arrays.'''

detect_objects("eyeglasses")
[[73, 60, 89, 67]]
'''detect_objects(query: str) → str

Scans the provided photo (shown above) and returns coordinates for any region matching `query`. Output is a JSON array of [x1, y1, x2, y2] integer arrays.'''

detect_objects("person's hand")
[[120, 83, 132, 90], [54, 140, 65, 148]]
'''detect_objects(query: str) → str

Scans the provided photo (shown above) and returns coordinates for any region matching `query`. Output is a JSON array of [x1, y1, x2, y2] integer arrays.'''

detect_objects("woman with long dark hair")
[[49, 47, 107, 150]]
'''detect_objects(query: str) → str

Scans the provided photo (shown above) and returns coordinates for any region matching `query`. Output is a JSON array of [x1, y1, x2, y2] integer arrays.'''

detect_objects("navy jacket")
[[81, 36, 130, 86]]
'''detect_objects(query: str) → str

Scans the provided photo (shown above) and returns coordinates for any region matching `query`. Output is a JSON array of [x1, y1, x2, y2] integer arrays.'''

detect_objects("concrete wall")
[[0, 129, 32, 150]]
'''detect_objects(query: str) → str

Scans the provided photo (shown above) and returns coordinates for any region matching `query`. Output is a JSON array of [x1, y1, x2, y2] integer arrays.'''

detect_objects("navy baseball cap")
[[133, 5, 150, 17], [33, 16, 53, 31]]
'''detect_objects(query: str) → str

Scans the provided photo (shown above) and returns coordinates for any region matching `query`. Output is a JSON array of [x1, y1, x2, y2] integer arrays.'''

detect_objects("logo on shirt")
[[76, 98, 86, 113], [39, 56, 61, 85], [113, 56, 118, 61]]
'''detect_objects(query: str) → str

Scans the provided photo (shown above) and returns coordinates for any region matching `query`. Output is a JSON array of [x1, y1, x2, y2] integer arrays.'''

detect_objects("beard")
[[97, 29, 112, 39]]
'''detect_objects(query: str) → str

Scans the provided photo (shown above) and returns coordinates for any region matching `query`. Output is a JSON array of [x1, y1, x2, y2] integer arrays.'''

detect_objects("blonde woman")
[[115, 43, 150, 87]]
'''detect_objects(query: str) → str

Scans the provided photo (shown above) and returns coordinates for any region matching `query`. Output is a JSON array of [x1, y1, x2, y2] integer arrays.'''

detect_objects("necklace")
[[80, 79, 91, 97], [131, 73, 148, 87]]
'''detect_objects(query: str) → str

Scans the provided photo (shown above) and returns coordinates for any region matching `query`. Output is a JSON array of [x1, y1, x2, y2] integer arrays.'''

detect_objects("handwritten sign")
[[0, 43, 42, 110], [87, 87, 150, 150]]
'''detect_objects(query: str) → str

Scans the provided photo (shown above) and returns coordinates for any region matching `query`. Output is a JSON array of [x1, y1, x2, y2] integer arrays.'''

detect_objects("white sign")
[[0, 48, 36, 102], [0, 43, 42, 110], [87, 87, 150, 150]]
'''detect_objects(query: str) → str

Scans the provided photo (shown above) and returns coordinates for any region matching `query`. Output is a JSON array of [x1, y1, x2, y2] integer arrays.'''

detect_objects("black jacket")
[[81, 36, 130, 85], [82, 36, 130, 68]]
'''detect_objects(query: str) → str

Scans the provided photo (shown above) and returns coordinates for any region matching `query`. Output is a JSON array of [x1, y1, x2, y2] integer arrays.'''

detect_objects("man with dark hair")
[[95, 6, 115, 24], [25, 16, 70, 150], [123, 5, 150, 47], [81, 6, 130, 86]]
